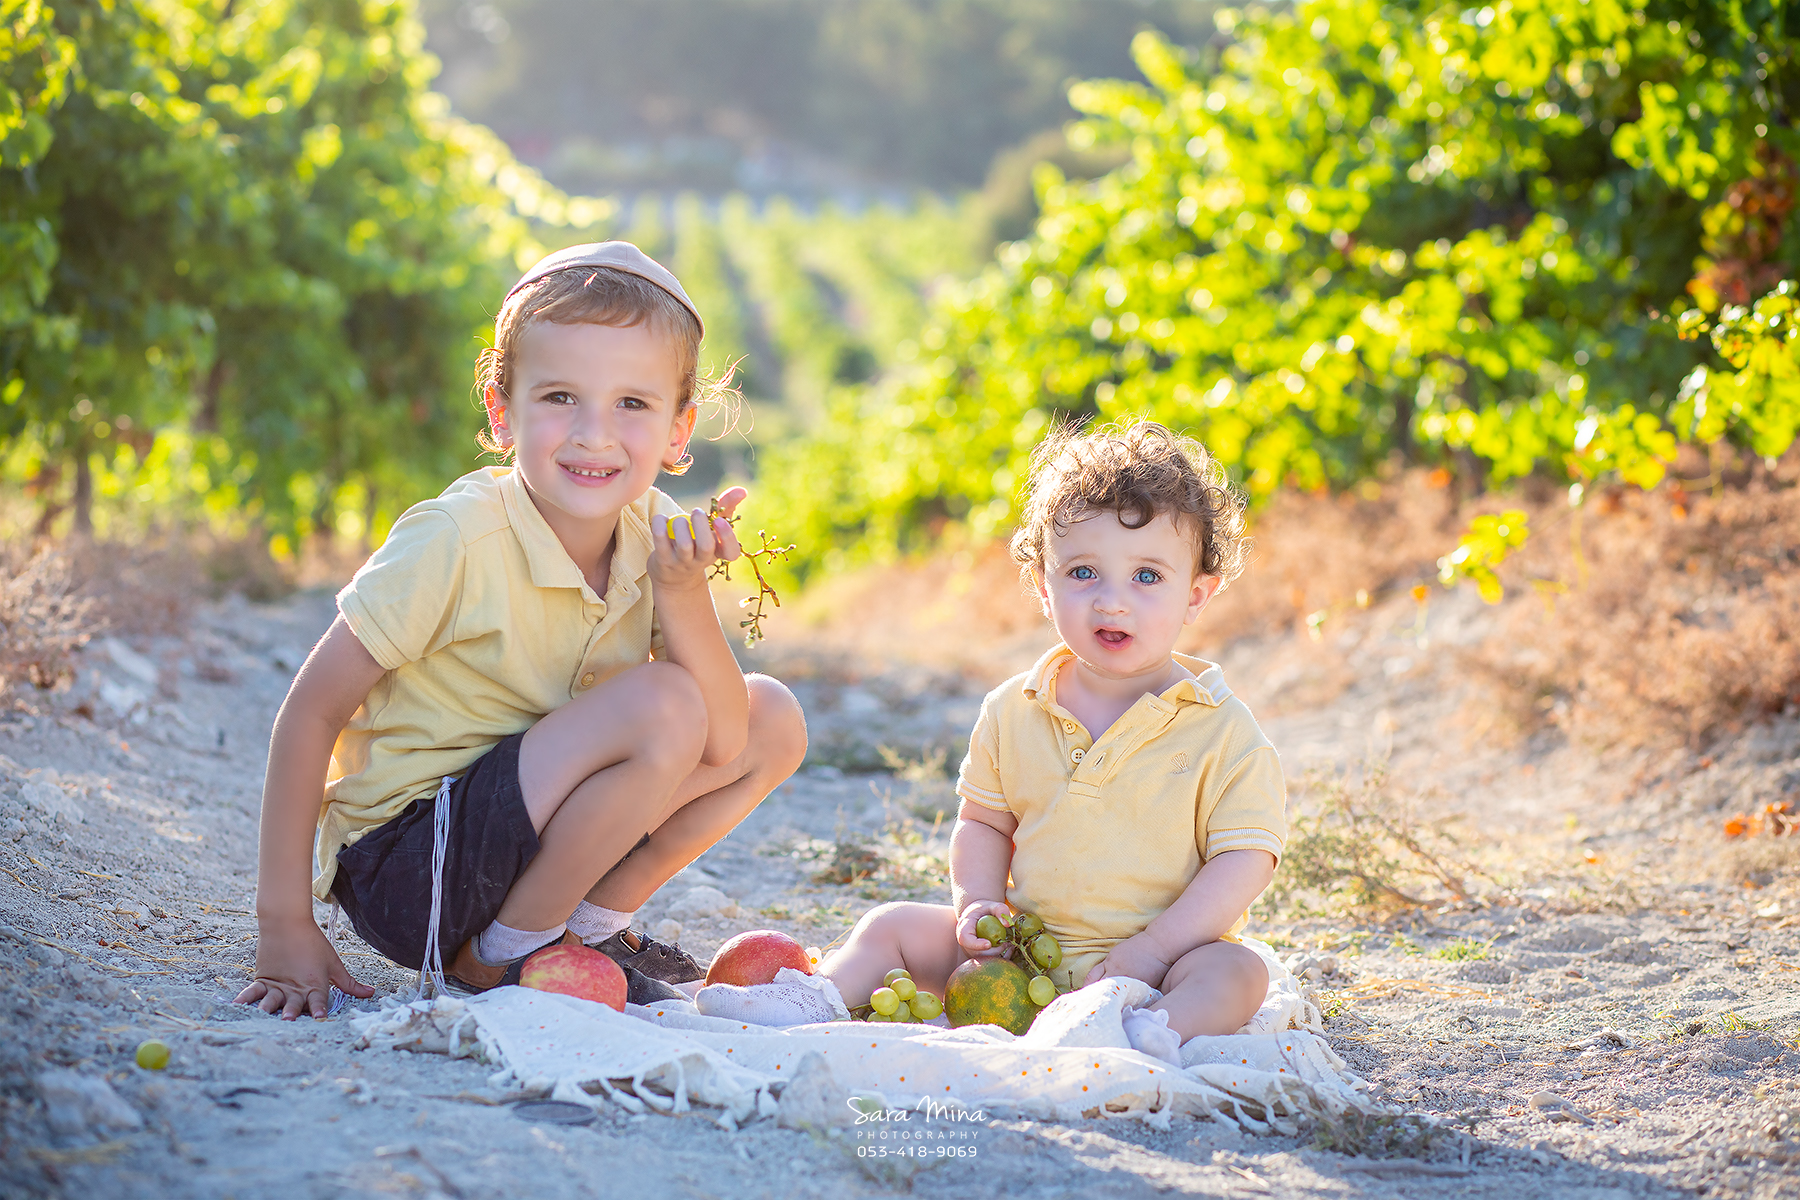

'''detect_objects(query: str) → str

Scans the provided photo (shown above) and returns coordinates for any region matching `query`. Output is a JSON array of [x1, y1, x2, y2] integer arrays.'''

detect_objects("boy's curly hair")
[[476, 266, 740, 461], [1009, 419, 1249, 585]]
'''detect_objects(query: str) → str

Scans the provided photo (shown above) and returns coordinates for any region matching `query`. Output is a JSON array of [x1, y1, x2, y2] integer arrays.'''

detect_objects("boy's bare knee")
[[746, 674, 807, 773], [633, 662, 706, 730]]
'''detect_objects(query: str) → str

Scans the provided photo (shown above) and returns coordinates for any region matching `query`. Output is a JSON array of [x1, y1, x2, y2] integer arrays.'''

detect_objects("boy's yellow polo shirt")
[[313, 466, 687, 900], [955, 644, 1286, 988]]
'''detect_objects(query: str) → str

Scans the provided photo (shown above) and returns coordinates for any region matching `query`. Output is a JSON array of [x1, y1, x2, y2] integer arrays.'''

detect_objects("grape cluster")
[[705, 494, 795, 648], [975, 910, 1069, 1008], [855, 968, 944, 1023]]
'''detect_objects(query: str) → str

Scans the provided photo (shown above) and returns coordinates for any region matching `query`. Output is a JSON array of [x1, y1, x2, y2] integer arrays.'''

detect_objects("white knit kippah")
[[504, 241, 704, 338]]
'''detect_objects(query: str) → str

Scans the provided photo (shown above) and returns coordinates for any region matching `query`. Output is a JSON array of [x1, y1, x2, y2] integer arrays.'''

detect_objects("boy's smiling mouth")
[[560, 462, 622, 485], [1094, 627, 1132, 648]]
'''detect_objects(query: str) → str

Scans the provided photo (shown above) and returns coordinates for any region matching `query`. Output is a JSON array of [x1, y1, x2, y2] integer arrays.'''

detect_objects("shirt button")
[[1063, 721, 1076, 732], [580, 672, 596, 688], [1070, 747, 1085, 763]]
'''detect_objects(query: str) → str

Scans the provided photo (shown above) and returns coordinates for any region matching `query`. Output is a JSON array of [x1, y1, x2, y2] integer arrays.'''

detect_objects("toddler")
[[238, 243, 807, 1017], [701, 421, 1282, 1062]]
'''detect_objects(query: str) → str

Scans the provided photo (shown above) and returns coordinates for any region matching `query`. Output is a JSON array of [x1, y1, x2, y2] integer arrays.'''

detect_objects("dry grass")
[[1472, 478, 1800, 749], [0, 543, 99, 705], [1267, 759, 1491, 917], [0, 532, 295, 709]]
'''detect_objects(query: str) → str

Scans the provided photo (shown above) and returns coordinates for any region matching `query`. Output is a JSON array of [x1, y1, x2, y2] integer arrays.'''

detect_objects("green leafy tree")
[[1, 0, 609, 542], [761, 0, 1800, 587]]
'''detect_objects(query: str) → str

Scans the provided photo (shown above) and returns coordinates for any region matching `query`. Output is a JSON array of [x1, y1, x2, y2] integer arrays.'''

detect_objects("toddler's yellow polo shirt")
[[312, 466, 687, 900], [955, 644, 1286, 988]]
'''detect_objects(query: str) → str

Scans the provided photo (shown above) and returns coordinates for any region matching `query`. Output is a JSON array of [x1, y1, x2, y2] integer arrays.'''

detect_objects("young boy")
[[700, 421, 1284, 1063]]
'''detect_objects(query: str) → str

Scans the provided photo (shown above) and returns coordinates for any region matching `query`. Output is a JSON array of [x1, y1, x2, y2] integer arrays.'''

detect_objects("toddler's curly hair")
[[1010, 419, 1249, 585]]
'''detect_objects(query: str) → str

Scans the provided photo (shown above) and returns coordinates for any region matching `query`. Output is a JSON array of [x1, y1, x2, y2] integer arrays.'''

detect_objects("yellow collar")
[[1021, 643, 1233, 711], [498, 467, 653, 603]]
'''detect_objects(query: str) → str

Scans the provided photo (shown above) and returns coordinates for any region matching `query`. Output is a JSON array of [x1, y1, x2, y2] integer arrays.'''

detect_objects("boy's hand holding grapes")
[[653, 485, 746, 589]]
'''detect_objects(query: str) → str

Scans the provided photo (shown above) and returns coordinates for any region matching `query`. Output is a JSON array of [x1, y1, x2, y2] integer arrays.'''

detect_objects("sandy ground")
[[2, 585, 1798, 1199]]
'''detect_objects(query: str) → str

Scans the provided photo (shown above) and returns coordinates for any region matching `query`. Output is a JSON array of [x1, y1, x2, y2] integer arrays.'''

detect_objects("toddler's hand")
[[652, 486, 746, 589], [955, 899, 1014, 956], [1083, 932, 1174, 992]]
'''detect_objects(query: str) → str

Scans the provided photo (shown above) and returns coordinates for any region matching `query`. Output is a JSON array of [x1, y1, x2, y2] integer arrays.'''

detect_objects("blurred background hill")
[[416, 0, 1216, 202]]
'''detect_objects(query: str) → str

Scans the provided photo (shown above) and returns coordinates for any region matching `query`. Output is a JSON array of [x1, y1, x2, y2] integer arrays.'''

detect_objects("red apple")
[[519, 944, 628, 1011], [705, 929, 813, 987]]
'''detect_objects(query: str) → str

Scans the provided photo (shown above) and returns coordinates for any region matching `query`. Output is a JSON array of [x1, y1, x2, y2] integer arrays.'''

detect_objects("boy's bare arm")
[[951, 799, 1019, 952], [650, 491, 750, 766], [238, 617, 385, 1019], [1087, 849, 1276, 988]]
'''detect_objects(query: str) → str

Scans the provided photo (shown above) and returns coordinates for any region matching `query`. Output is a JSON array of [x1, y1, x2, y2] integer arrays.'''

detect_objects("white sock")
[[695, 968, 850, 1027], [473, 919, 567, 967], [1122, 1005, 1184, 1067], [566, 901, 633, 944]]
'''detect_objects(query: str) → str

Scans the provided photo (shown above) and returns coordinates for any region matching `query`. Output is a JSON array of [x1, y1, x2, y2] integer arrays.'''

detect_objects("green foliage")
[[761, 0, 1800, 586], [1, 0, 623, 542], [1428, 937, 1492, 961], [1438, 509, 1528, 602], [1677, 279, 1800, 458]]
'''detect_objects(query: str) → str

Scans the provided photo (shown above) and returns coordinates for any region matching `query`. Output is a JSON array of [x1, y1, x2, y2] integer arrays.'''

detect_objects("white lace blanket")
[[351, 936, 1379, 1131]]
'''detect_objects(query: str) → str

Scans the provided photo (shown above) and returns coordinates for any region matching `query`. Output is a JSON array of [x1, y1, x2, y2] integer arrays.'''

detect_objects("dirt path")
[[2, 587, 1797, 1199]]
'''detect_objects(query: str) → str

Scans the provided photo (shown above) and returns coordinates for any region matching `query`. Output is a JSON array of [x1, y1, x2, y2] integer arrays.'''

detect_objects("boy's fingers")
[[235, 981, 268, 1006], [664, 514, 695, 546], [713, 517, 742, 561], [688, 508, 713, 557], [281, 988, 307, 1020], [332, 964, 375, 999], [1083, 963, 1103, 986], [713, 486, 748, 520]]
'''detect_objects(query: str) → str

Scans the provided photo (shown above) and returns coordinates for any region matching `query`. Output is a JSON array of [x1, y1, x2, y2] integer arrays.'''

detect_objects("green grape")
[[909, 991, 942, 1019], [865, 1010, 889, 1023], [891, 976, 917, 1002], [135, 1039, 171, 1070], [1029, 933, 1063, 970], [974, 914, 1007, 944], [1027, 974, 1056, 1007], [884, 967, 911, 986], [894, 1000, 916, 1021], [1013, 913, 1044, 940], [870, 987, 900, 1016]]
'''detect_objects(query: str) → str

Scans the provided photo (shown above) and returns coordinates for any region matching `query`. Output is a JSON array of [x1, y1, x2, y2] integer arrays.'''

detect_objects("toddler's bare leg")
[[821, 902, 963, 1007], [584, 674, 807, 911], [1151, 941, 1269, 1041], [494, 662, 708, 931]]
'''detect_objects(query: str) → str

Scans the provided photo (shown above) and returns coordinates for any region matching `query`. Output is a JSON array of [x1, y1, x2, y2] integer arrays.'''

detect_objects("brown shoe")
[[444, 930, 578, 995], [590, 929, 705, 984]]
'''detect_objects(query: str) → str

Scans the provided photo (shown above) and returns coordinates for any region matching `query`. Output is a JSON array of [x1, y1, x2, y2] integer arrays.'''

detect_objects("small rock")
[[5, 817, 24, 842], [98, 637, 160, 687], [37, 1069, 144, 1140], [668, 886, 731, 920], [19, 776, 84, 825], [651, 918, 683, 942], [776, 1051, 863, 1130]]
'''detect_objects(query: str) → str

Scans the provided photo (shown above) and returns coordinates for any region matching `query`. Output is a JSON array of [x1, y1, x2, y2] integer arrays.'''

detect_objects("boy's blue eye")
[[1070, 565, 1097, 581], [1134, 568, 1161, 585]]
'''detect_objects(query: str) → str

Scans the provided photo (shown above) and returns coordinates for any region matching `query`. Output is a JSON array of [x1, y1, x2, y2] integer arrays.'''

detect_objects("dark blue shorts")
[[331, 733, 539, 971]]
